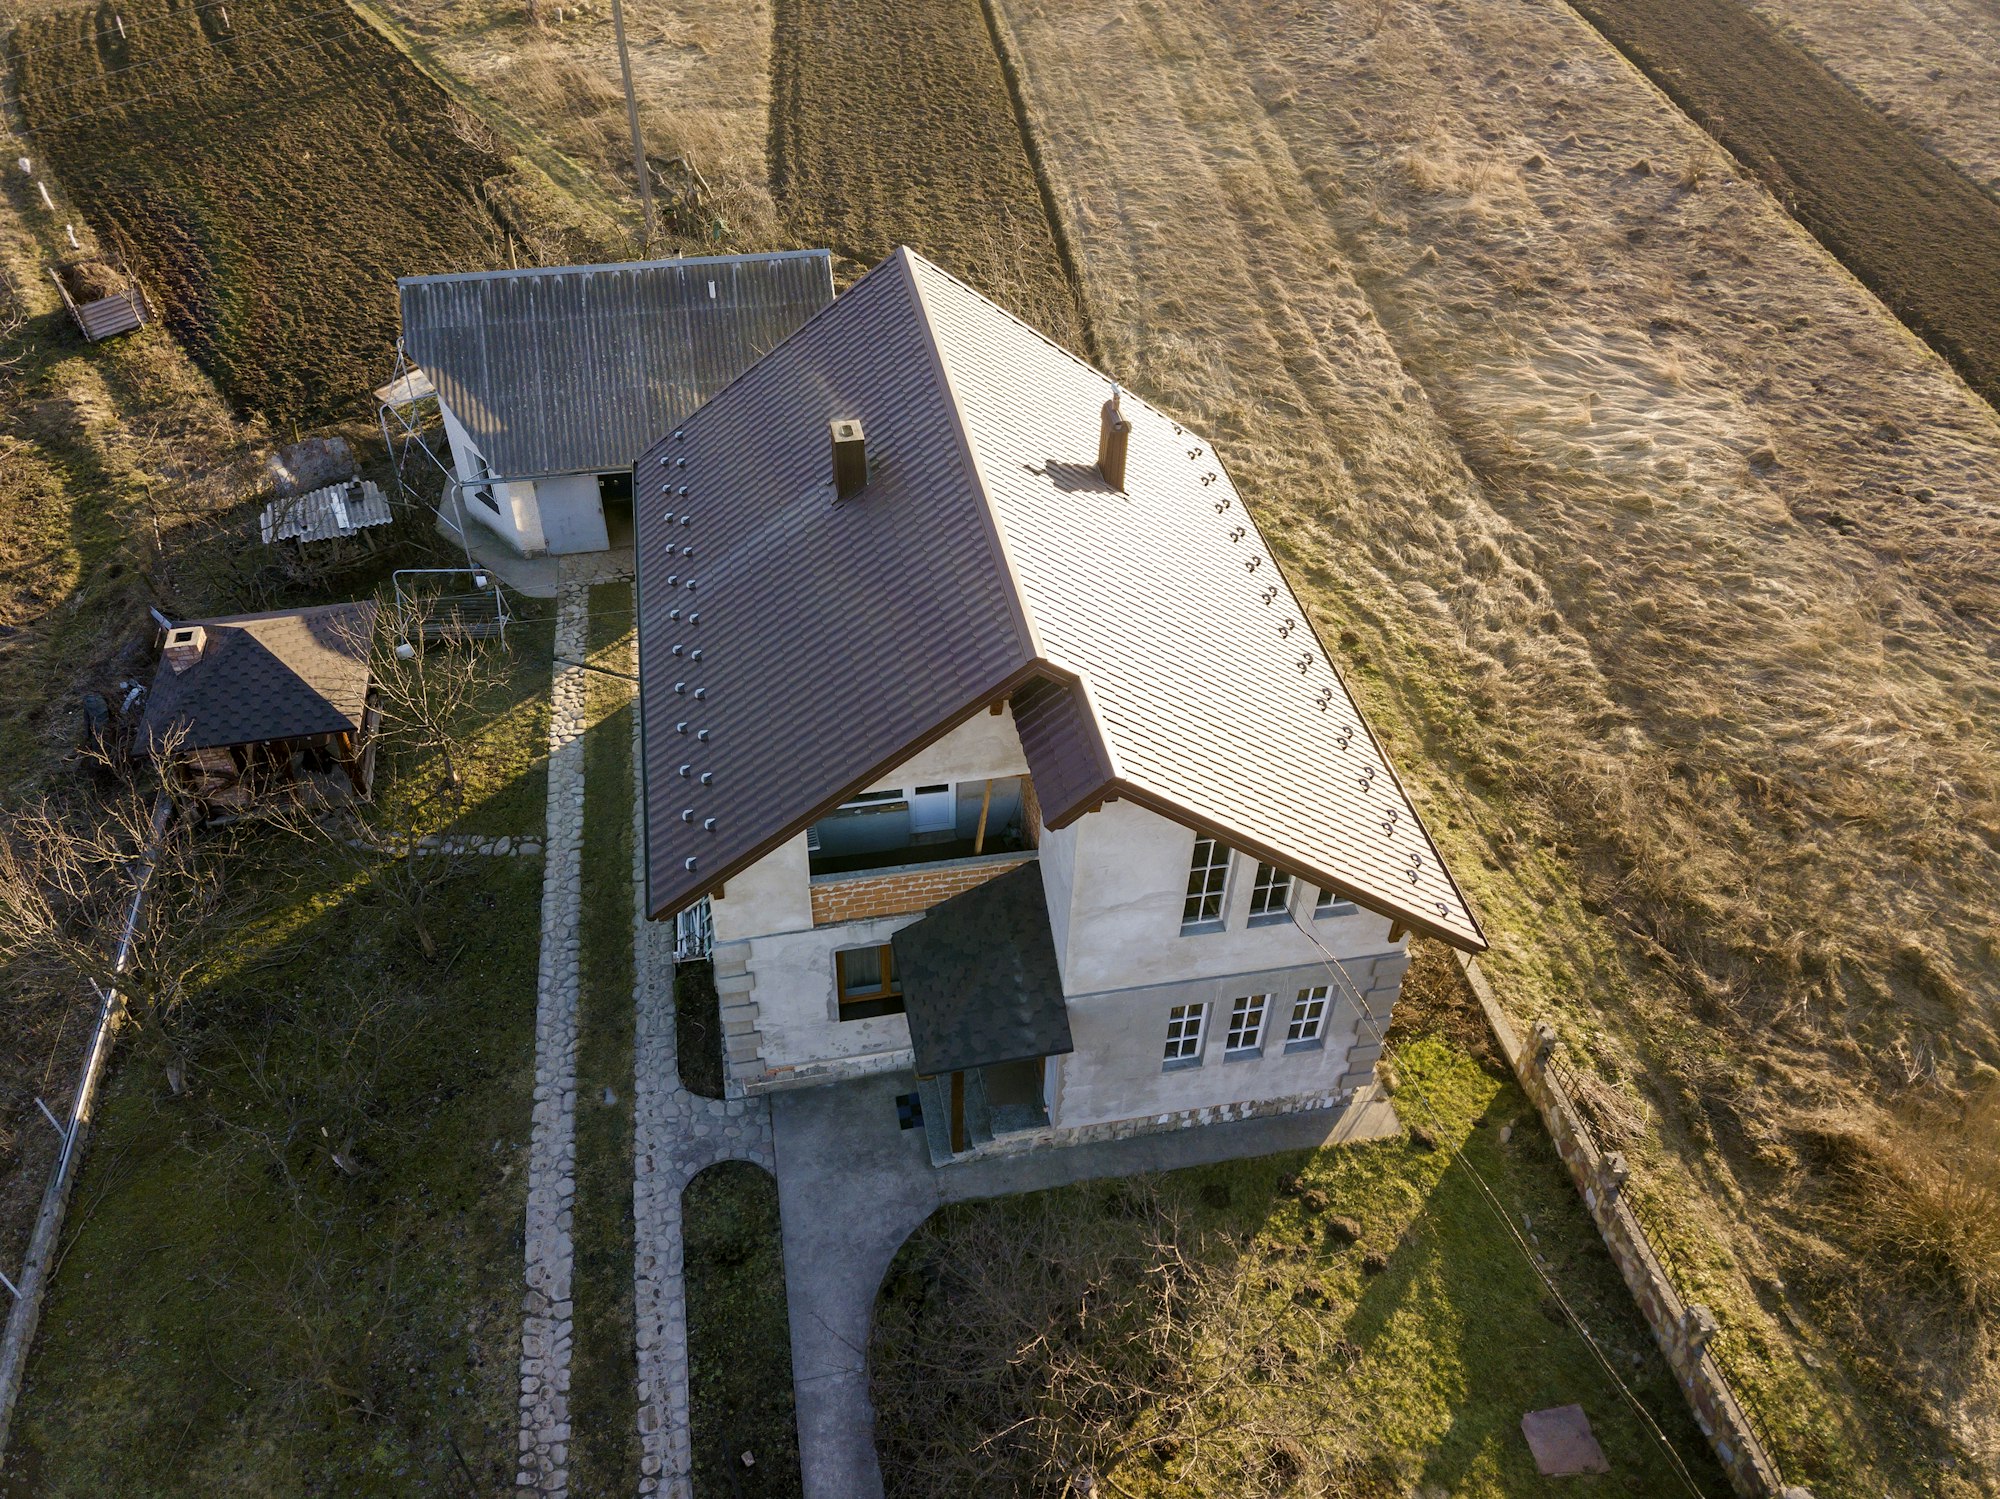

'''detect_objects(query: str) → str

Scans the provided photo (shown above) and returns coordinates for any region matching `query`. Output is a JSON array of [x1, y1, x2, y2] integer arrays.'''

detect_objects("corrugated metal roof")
[[259, 479, 394, 545], [140, 601, 377, 755], [637, 248, 1487, 952], [398, 251, 834, 478]]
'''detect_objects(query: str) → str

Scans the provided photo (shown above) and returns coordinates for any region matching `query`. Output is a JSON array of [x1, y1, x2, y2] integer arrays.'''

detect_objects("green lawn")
[[5, 624, 551, 1495], [872, 982, 1732, 1498], [684, 1161, 801, 1496]]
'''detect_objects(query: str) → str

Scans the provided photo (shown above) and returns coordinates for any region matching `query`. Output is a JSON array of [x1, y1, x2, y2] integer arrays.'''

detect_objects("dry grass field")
[[989, 0, 2000, 1491], [367, 0, 782, 251], [1749, 0, 2000, 198]]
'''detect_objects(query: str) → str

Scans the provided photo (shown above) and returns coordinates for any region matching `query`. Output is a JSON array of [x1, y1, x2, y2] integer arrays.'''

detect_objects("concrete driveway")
[[769, 1072, 1399, 1499]]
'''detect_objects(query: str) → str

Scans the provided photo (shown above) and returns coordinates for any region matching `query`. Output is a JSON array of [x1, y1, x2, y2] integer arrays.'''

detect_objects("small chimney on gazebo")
[[163, 625, 207, 674], [1097, 387, 1130, 492]]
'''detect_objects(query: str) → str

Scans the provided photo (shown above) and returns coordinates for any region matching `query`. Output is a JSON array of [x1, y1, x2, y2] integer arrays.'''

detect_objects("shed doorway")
[[598, 471, 635, 549]]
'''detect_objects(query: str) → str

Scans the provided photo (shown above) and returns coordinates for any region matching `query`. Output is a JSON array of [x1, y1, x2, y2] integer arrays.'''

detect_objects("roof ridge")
[[900, 246, 1045, 665], [396, 248, 832, 289]]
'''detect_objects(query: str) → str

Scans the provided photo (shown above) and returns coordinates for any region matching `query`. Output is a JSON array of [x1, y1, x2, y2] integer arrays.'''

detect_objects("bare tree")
[[0, 730, 241, 1073]]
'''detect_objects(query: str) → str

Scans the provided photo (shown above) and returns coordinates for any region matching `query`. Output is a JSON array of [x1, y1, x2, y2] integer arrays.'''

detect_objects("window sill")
[[1161, 1055, 1204, 1072], [1314, 903, 1359, 919], [1283, 1037, 1326, 1055], [1178, 919, 1226, 937], [1246, 910, 1292, 928], [1223, 1047, 1263, 1062], [838, 996, 906, 1021]]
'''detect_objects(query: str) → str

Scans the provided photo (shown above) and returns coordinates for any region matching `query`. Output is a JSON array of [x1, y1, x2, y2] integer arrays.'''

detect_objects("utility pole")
[[609, 0, 658, 243]]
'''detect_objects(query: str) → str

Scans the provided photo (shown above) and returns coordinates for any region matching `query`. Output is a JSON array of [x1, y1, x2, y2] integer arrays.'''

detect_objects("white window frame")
[[1287, 986, 1330, 1050], [1163, 1002, 1209, 1069], [1315, 886, 1359, 919], [1248, 863, 1293, 926], [1224, 993, 1270, 1058], [1181, 836, 1231, 933]]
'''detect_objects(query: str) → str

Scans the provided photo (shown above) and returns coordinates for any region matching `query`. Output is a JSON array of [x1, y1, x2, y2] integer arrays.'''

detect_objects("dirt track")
[[769, 0, 1083, 349], [1572, 0, 2000, 410]]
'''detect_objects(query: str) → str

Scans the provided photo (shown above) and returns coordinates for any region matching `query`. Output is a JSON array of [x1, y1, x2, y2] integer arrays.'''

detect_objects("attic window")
[[1248, 863, 1292, 925]]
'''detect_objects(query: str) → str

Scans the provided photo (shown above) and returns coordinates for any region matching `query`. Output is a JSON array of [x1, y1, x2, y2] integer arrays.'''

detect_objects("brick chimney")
[[831, 418, 867, 501], [163, 624, 206, 674], [1097, 387, 1130, 491]]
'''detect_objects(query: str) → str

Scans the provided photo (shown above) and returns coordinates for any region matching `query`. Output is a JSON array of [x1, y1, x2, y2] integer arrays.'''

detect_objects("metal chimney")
[[1097, 388, 1130, 491], [831, 418, 867, 501]]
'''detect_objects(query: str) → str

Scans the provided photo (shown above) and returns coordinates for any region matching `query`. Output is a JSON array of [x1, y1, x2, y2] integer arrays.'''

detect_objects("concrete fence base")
[[1456, 953, 1806, 1499]]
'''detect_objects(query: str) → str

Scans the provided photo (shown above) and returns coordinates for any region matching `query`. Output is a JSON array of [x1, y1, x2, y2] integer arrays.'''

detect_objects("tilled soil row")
[[1570, 0, 2000, 411], [12, 0, 504, 428], [770, 0, 1085, 352]]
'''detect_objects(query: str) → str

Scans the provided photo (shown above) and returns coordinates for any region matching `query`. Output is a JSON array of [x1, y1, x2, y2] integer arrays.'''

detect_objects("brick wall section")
[[1456, 955, 1812, 1499], [808, 851, 1034, 926]]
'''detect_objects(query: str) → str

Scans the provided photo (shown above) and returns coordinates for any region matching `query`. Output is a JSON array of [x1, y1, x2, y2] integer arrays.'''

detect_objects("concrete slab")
[[770, 1075, 1400, 1499], [1522, 1403, 1611, 1476]]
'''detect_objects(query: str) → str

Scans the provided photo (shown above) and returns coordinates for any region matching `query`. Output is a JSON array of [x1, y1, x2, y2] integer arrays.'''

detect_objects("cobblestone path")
[[517, 577, 589, 1493]]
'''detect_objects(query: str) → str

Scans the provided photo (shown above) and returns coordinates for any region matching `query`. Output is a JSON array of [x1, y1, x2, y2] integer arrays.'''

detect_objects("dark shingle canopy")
[[892, 863, 1074, 1075], [139, 602, 377, 755], [398, 251, 834, 478], [637, 248, 1488, 952]]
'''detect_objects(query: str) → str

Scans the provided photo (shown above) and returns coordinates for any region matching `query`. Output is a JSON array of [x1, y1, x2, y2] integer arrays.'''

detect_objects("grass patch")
[[568, 580, 639, 1493], [675, 960, 725, 1100], [872, 1027, 1730, 1497], [683, 1161, 800, 1496], [11, 0, 506, 428], [3, 624, 551, 1493]]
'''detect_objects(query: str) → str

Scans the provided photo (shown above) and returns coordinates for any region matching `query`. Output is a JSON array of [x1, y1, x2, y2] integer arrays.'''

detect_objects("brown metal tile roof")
[[638, 249, 1486, 951], [139, 601, 377, 755]]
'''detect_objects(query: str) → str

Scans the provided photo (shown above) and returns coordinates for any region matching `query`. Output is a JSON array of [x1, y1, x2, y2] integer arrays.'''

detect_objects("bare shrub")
[[873, 1181, 1368, 1498], [1837, 1091, 2000, 1313]]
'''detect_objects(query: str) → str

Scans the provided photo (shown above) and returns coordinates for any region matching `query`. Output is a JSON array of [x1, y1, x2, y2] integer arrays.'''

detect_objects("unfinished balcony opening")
[[807, 775, 1030, 877]]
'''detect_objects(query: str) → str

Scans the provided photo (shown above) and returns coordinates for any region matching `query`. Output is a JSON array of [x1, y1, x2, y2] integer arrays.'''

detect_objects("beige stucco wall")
[[710, 707, 1031, 1089], [1047, 949, 1407, 1129], [709, 707, 1418, 1118], [1048, 798, 1402, 994]]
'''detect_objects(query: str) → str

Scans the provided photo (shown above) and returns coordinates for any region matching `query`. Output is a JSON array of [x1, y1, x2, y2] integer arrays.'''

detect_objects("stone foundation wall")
[[1457, 956, 1809, 1499], [807, 851, 1032, 926], [951, 1080, 1364, 1165]]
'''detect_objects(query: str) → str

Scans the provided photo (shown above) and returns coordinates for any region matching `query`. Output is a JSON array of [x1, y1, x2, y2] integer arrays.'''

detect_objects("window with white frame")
[[1287, 986, 1330, 1047], [1315, 886, 1359, 918], [1248, 863, 1293, 924], [1181, 836, 1231, 930], [1224, 993, 1270, 1056], [1163, 1002, 1208, 1066]]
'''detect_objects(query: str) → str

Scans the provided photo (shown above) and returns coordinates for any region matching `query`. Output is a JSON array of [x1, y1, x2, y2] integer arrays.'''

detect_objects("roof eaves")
[[901, 247, 1044, 664], [1208, 429, 1488, 954], [1091, 775, 1489, 953], [645, 659, 1049, 923]]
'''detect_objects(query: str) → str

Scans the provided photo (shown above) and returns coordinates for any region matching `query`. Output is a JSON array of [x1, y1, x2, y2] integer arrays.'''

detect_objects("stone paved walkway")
[[629, 675, 775, 1498], [517, 576, 589, 1494]]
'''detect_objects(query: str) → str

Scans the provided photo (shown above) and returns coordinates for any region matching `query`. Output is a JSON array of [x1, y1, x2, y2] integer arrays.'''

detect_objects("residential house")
[[636, 247, 1486, 1163], [137, 601, 380, 807], [397, 251, 833, 557]]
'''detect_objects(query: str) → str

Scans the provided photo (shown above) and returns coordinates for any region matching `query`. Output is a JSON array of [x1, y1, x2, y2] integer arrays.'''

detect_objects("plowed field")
[[12, 0, 505, 428], [770, 0, 1084, 350], [1570, 0, 2000, 410]]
